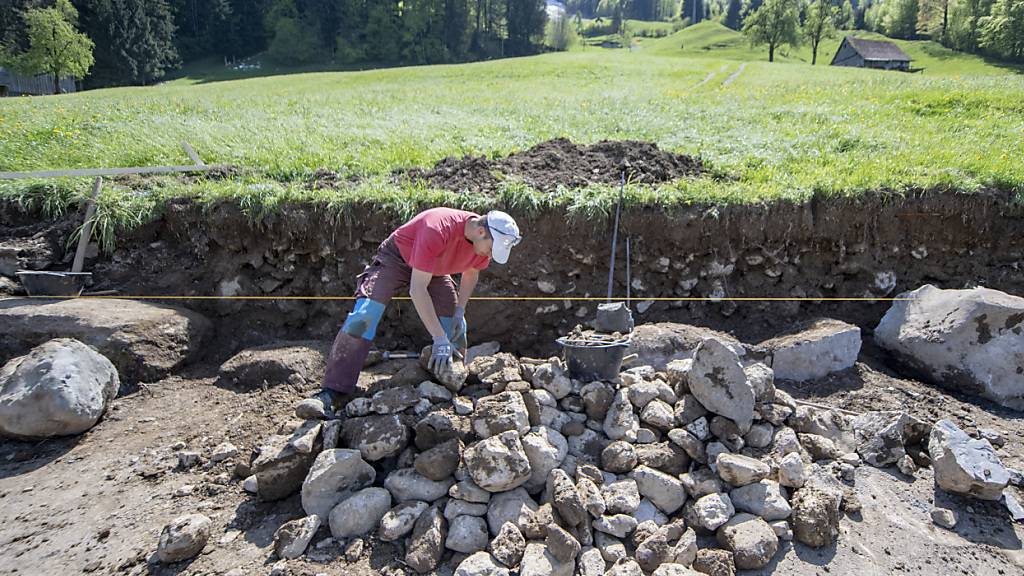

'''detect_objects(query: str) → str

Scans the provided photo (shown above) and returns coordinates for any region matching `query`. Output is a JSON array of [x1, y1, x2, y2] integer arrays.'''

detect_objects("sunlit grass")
[[1, 40, 1022, 248]]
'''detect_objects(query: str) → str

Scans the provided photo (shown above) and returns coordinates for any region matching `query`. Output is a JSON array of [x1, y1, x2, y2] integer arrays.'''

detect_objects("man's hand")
[[451, 306, 467, 343], [428, 335, 455, 372]]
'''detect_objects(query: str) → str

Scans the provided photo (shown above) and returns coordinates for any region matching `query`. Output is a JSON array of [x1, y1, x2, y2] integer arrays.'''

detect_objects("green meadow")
[[1, 20, 1022, 246]]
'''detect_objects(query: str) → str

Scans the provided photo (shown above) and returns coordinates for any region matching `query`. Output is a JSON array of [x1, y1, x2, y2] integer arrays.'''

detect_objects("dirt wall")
[[3, 189, 1023, 362]]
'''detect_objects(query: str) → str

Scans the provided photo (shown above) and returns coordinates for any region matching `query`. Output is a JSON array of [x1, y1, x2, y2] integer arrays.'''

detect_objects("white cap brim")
[[492, 236, 513, 264]]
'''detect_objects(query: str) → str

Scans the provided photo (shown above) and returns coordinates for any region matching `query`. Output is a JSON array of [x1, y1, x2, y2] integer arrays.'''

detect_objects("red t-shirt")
[[392, 208, 491, 275]]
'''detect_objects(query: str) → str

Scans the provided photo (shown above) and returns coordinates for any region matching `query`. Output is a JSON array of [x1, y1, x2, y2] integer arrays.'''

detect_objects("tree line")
[[738, 0, 1023, 63], [0, 0, 550, 89]]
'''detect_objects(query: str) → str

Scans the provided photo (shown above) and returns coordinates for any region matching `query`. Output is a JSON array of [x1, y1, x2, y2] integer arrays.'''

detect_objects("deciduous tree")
[[742, 0, 801, 62], [803, 0, 836, 64], [4, 0, 94, 93]]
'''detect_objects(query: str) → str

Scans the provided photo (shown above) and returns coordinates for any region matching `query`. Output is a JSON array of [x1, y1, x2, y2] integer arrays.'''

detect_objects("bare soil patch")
[[400, 138, 706, 193]]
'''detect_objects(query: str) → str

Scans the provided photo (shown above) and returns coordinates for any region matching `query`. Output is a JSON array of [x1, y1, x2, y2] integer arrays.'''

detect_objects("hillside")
[[644, 20, 1021, 76], [1, 40, 1022, 234]]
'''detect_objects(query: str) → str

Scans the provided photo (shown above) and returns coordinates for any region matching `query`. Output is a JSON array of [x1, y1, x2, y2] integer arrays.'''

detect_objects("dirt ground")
[[1, 343, 1021, 576], [399, 138, 705, 194]]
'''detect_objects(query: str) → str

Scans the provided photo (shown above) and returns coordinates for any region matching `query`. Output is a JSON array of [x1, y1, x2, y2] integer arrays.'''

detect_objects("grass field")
[[1, 22, 1022, 246]]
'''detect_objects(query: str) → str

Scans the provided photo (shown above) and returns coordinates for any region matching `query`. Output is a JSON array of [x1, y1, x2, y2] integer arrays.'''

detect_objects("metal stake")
[[606, 172, 625, 302]]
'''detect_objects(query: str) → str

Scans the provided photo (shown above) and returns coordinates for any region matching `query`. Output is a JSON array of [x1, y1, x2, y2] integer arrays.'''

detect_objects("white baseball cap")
[[486, 210, 521, 264]]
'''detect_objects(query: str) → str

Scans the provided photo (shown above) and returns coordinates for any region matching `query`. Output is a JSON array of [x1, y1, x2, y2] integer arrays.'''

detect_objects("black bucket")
[[16, 271, 91, 297], [556, 337, 630, 382]]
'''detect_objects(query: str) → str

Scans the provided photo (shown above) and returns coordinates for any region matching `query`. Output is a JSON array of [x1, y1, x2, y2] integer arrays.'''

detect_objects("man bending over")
[[296, 207, 521, 418]]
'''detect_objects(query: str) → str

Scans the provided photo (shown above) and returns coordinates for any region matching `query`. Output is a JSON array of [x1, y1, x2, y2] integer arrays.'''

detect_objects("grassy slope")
[[1, 26, 1022, 244], [643, 20, 1022, 76]]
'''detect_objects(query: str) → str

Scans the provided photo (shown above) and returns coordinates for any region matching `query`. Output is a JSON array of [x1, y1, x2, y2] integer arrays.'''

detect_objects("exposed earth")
[[0, 332, 1021, 576]]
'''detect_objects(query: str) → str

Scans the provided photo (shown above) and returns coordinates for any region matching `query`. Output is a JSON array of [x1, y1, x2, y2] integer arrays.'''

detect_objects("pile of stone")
[[217, 333, 977, 576]]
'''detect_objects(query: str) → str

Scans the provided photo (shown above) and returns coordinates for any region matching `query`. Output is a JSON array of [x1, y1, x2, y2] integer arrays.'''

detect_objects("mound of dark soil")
[[401, 138, 705, 193]]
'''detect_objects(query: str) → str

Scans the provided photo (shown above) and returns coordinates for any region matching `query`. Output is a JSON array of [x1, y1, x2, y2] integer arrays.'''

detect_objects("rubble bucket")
[[556, 337, 630, 382], [16, 271, 91, 297]]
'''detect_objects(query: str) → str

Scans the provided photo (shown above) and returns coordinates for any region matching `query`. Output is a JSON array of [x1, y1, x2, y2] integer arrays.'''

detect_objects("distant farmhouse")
[[0, 68, 76, 97], [830, 37, 912, 72]]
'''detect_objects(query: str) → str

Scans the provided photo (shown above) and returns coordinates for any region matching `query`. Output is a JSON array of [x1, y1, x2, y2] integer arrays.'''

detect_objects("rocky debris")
[[778, 452, 807, 488], [757, 319, 861, 381], [447, 515, 490, 553], [465, 430, 532, 492], [729, 480, 791, 521], [229, 325, 908, 571], [487, 488, 538, 535], [211, 442, 239, 462], [384, 467, 454, 502], [465, 341, 501, 365], [380, 501, 430, 541], [329, 487, 391, 538], [455, 551, 511, 576], [522, 427, 568, 491], [715, 454, 770, 487], [605, 559, 645, 576], [546, 523, 581, 562], [0, 299, 211, 382], [633, 465, 687, 514], [693, 547, 736, 576], [473, 391, 531, 438], [0, 339, 119, 440], [691, 493, 735, 532], [156, 514, 212, 563], [687, 339, 754, 433], [415, 409, 471, 450], [420, 346, 469, 392], [252, 426, 320, 501], [875, 284, 1024, 409], [218, 341, 327, 389], [548, 468, 587, 526], [407, 505, 447, 573], [790, 468, 844, 548], [602, 441, 638, 473], [653, 564, 703, 576], [715, 513, 778, 570], [490, 522, 527, 567], [274, 515, 320, 559], [597, 302, 635, 334], [415, 437, 464, 481], [301, 448, 375, 518], [342, 414, 408, 462], [928, 419, 1010, 500], [930, 507, 957, 529], [628, 323, 744, 370], [519, 541, 573, 576]]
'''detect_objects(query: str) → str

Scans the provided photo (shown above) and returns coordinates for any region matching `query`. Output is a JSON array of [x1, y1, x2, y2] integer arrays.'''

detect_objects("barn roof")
[[844, 37, 912, 62]]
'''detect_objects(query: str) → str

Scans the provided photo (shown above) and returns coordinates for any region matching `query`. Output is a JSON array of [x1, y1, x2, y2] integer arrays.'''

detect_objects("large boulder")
[[464, 430, 532, 492], [928, 419, 1010, 500], [218, 340, 328, 389], [0, 339, 119, 439], [628, 323, 745, 370], [688, 338, 754, 433], [473, 391, 531, 438], [522, 427, 568, 491], [407, 505, 447, 573], [757, 319, 861, 381], [301, 449, 376, 518], [715, 513, 779, 570], [874, 285, 1024, 410], [0, 298, 210, 381], [790, 467, 844, 548], [328, 487, 392, 538], [342, 414, 408, 461], [252, 424, 321, 501], [384, 468, 454, 502]]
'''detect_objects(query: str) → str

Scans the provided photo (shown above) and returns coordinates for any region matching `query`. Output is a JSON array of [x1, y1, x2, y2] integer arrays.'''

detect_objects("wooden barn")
[[830, 36, 912, 71], [0, 68, 76, 97]]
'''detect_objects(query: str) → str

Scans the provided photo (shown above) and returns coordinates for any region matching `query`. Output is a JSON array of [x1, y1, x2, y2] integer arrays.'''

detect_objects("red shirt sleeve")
[[409, 227, 445, 273]]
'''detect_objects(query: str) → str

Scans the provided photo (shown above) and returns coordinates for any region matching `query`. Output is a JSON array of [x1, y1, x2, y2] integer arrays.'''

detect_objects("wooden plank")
[[0, 164, 226, 180], [71, 177, 102, 273], [180, 141, 205, 166]]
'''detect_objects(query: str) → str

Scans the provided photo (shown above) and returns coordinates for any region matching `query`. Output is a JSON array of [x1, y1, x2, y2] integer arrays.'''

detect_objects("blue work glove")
[[428, 335, 455, 372], [451, 306, 468, 344]]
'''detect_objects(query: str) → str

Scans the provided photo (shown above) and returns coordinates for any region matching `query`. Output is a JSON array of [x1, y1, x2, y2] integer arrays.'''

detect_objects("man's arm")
[[457, 268, 480, 308], [410, 268, 446, 339]]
